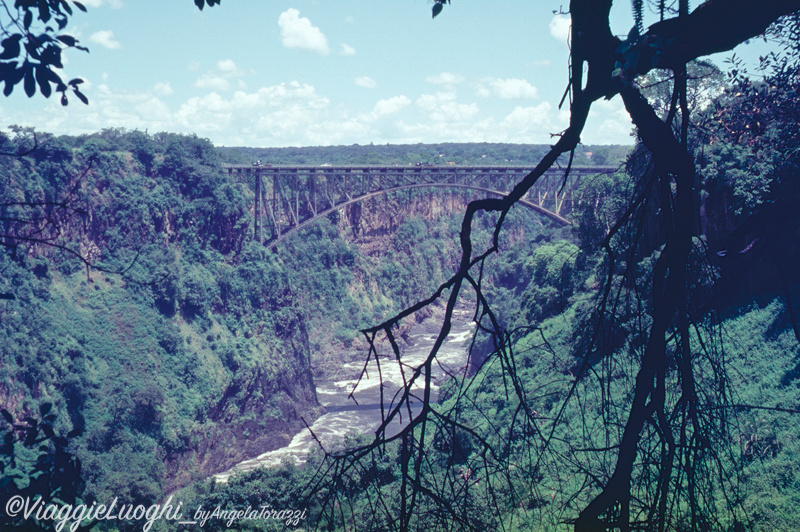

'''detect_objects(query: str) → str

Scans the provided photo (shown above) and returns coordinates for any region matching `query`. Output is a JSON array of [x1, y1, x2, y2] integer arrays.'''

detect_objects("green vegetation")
[[0, 129, 571, 518], [2, 53, 799, 529], [182, 55, 800, 530], [219, 143, 629, 168]]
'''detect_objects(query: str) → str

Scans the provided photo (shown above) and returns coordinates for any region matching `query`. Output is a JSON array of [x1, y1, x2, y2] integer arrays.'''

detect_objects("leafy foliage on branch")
[[0, 0, 88, 104], [0, 0, 221, 104]]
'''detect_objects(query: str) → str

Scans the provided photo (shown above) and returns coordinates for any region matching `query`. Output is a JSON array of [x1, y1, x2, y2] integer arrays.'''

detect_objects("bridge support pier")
[[221, 164, 615, 249]]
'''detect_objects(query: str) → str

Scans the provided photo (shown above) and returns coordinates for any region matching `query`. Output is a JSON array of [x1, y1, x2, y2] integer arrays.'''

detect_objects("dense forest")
[[1, 65, 799, 528], [0, 129, 601, 528], [218, 143, 630, 168], [1, 15, 799, 532], [1, 0, 799, 530], [178, 58, 800, 531]]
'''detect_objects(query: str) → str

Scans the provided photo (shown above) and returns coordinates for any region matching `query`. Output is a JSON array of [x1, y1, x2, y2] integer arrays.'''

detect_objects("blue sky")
[[0, 1, 774, 147]]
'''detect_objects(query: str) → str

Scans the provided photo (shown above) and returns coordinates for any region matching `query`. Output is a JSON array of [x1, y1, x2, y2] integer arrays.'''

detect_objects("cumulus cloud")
[[416, 92, 479, 123], [216, 59, 239, 73], [194, 59, 246, 92], [153, 82, 173, 97], [78, 0, 123, 7], [503, 103, 555, 131], [477, 78, 538, 99], [581, 98, 634, 144], [135, 97, 171, 121], [195, 76, 230, 92], [354, 76, 377, 89], [89, 30, 121, 49], [497, 103, 570, 142], [372, 96, 411, 117], [173, 81, 332, 144], [426, 72, 465, 86], [340, 43, 356, 56], [278, 9, 330, 55], [549, 15, 571, 45]]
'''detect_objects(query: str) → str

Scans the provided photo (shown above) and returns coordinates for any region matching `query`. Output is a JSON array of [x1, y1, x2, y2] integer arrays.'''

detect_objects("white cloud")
[[549, 15, 571, 45], [416, 92, 478, 123], [278, 8, 330, 55], [354, 76, 377, 89], [194, 60, 246, 92], [78, 0, 123, 7], [217, 59, 239, 73], [153, 82, 174, 97], [135, 97, 171, 121], [426, 72, 465, 86], [477, 78, 538, 99], [173, 81, 332, 144], [372, 96, 411, 117], [503, 103, 556, 131], [581, 98, 634, 144], [195, 74, 231, 92], [340, 43, 356, 56], [89, 30, 121, 49]]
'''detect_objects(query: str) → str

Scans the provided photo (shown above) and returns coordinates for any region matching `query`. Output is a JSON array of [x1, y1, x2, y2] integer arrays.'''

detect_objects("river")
[[214, 305, 476, 482]]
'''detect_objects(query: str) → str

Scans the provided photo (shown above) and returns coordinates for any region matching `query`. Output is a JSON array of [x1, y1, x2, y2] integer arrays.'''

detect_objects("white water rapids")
[[214, 306, 476, 483]]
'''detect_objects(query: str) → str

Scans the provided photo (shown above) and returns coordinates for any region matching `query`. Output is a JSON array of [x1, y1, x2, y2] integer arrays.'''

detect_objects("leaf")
[[73, 0, 86, 11], [4, 65, 25, 96], [432, 2, 443, 18], [60, 92, 68, 105], [24, 64, 36, 97], [41, 44, 63, 69], [35, 66, 52, 97], [57, 35, 77, 47], [73, 87, 88, 104], [41, 424, 54, 439], [0, 409, 12, 424], [24, 10, 33, 30], [38, 0, 52, 23], [194, 0, 204, 10], [24, 38, 42, 61], [24, 430, 37, 446], [0, 35, 22, 61]]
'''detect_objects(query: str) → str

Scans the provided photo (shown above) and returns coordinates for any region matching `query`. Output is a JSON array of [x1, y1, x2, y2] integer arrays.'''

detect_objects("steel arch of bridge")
[[222, 164, 617, 249]]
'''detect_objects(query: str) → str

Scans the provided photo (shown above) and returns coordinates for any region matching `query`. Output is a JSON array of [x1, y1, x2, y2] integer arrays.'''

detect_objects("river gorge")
[[215, 305, 476, 482]]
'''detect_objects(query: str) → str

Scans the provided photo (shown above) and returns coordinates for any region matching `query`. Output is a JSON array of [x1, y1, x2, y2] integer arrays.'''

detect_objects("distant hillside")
[[217, 142, 630, 167]]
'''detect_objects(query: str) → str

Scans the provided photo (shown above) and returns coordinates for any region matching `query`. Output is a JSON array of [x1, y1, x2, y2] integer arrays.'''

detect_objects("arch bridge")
[[222, 164, 616, 249]]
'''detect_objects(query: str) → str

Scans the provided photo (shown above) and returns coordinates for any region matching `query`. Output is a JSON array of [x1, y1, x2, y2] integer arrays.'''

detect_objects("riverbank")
[[213, 299, 476, 482]]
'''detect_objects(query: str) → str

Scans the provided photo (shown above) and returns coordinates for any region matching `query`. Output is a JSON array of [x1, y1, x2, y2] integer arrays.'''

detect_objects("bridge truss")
[[222, 164, 617, 248]]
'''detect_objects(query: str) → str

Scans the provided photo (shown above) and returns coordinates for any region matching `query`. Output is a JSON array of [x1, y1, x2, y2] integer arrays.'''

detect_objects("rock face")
[[340, 191, 471, 253], [165, 312, 324, 492]]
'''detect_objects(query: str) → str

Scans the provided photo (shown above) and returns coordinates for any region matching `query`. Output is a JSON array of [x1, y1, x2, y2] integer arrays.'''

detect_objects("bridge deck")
[[220, 164, 618, 248]]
